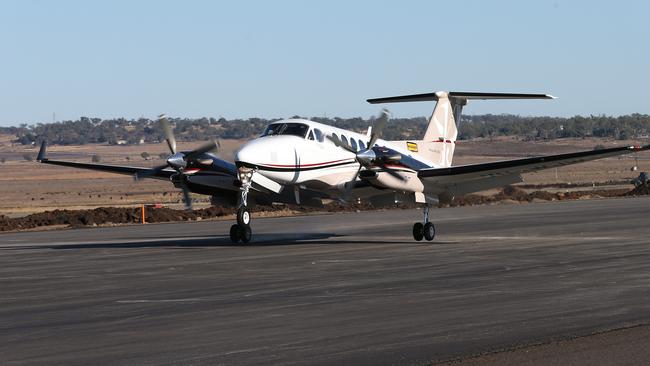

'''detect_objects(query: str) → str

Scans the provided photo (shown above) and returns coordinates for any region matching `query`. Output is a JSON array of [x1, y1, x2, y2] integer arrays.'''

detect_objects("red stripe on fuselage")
[[257, 158, 354, 168]]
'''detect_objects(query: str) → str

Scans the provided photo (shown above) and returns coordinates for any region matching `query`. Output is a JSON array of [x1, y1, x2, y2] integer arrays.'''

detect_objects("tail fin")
[[368, 91, 555, 167]]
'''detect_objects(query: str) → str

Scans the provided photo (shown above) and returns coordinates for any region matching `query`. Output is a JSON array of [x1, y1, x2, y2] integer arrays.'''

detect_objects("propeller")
[[327, 109, 404, 201], [134, 114, 219, 210]]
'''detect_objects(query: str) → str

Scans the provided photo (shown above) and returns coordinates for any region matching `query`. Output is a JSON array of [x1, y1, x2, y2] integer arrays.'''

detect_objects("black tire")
[[424, 222, 435, 241], [229, 224, 240, 243], [237, 206, 251, 226], [239, 225, 252, 244], [413, 222, 424, 241]]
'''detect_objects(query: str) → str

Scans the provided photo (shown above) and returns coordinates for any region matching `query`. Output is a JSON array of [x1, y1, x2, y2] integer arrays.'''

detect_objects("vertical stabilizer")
[[420, 92, 464, 167]]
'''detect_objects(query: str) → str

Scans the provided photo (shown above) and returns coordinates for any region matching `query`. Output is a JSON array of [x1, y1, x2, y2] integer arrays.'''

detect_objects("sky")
[[1, 0, 649, 126]]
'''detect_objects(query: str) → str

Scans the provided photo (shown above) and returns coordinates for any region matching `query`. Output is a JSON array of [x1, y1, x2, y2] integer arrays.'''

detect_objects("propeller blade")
[[326, 134, 356, 154], [134, 164, 169, 181], [159, 114, 177, 154], [367, 108, 390, 148], [179, 176, 192, 210], [342, 165, 363, 202], [185, 140, 218, 161]]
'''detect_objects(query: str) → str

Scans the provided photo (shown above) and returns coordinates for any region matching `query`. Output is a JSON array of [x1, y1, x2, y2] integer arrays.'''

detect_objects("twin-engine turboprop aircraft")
[[37, 91, 650, 243]]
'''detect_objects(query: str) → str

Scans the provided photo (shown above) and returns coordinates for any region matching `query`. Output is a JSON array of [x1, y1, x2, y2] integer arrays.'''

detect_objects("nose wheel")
[[230, 168, 254, 244], [237, 206, 251, 226], [413, 205, 435, 241]]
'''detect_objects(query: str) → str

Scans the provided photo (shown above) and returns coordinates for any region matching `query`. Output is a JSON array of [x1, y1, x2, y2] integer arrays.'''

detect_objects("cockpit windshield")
[[262, 123, 309, 138]]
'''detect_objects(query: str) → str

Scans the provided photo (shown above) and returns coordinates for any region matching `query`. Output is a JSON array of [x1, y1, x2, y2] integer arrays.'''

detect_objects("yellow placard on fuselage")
[[406, 142, 418, 152]]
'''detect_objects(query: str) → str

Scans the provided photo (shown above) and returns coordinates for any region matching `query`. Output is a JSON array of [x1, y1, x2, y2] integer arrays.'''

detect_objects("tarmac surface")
[[2, 197, 650, 365]]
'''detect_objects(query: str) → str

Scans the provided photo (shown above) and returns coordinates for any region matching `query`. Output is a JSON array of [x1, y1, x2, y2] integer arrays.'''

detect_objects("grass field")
[[1, 134, 648, 217]]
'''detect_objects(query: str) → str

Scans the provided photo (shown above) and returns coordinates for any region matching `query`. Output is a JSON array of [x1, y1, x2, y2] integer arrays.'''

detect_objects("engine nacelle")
[[361, 170, 424, 193]]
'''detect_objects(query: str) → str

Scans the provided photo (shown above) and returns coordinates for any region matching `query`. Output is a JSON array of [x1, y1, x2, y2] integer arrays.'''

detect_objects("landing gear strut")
[[413, 205, 435, 241], [231, 168, 254, 244]]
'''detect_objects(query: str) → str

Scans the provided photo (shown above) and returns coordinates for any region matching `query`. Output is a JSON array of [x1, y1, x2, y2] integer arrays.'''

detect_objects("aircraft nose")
[[235, 140, 261, 167], [234, 135, 297, 168]]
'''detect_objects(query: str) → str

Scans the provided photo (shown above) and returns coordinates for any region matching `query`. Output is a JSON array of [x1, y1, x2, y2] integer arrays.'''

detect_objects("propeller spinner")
[[134, 114, 218, 210], [327, 109, 405, 201]]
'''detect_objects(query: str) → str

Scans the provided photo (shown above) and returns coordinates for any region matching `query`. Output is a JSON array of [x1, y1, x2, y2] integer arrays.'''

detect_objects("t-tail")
[[367, 91, 555, 167]]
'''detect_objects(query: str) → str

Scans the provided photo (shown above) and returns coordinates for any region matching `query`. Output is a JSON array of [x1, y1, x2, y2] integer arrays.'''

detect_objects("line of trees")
[[2, 113, 649, 146]]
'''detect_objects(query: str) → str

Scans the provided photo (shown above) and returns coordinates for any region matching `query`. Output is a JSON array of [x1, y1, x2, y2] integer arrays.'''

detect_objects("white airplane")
[[37, 91, 650, 243]]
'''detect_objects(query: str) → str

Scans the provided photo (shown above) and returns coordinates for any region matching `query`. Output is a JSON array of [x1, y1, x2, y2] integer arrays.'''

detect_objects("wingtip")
[[632, 144, 650, 151], [36, 140, 47, 162]]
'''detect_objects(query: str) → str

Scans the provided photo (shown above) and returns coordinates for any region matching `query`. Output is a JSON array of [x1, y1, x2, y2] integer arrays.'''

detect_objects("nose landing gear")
[[413, 205, 435, 241], [230, 168, 254, 244]]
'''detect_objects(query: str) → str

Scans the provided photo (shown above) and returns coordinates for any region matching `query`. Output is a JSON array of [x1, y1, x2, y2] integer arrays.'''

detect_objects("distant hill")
[[2, 113, 650, 146]]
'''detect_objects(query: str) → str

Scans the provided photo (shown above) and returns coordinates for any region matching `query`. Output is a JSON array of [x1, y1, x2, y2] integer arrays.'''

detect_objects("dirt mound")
[[0, 206, 236, 232], [625, 183, 650, 196], [450, 185, 630, 208]]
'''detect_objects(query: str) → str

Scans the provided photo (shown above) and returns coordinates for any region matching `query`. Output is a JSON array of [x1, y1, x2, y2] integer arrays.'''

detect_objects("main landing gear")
[[412, 205, 435, 241], [230, 169, 254, 244]]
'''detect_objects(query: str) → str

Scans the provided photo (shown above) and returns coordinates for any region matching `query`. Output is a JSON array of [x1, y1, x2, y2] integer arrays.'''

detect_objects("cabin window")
[[358, 140, 366, 150], [314, 128, 324, 142], [350, 138, 357, 151], [262, 123, 309, 138], [341, 135, 348, 147], [331, 133, 338, 144]]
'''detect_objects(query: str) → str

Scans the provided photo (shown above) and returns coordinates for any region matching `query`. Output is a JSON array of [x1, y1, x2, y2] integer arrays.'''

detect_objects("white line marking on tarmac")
[[470, 236, 618, 241], [116, 298, 204, 303], [316, 259, 386, 263], [38, 236, 218, 247], [223, 346, 270, 355]]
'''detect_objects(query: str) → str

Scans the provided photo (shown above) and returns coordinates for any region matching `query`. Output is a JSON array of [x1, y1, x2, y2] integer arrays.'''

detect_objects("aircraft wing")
[[418, 144, 650, 195], [36, 141, 180, 181], [38, 158, 176, 180]]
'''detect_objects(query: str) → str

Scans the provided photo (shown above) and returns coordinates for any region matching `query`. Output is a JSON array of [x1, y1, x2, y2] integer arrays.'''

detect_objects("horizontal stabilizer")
[[367, 91, 555, 104]]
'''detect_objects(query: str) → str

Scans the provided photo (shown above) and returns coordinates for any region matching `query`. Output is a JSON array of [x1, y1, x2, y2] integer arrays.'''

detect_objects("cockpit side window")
[[314, 128, 324, 142], [262, 123, 283, 136], [262, 123, 310, 138], [307, 130, 315, 141]]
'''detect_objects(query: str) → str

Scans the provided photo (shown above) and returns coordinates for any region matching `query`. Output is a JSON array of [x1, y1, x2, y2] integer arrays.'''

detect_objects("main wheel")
[[412, 222, 424, 241], [424, 222, 435, 241], [237, 206, 251, 226], [238, 225, 252, 244], [229, 224, 240, 243]]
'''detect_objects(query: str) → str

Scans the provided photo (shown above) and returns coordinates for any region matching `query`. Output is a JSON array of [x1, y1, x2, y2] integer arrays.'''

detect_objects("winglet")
[[37, 141, 47, 162]]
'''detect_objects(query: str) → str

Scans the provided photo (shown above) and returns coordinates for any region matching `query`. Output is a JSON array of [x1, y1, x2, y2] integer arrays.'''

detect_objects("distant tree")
[[0, 157, 5, 163], [91, 154, 101, 163], [22, 153, 34, 161], [140, 152, 150, 160], [158, 152, 168, 159], [594, 144, 606, 150]]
